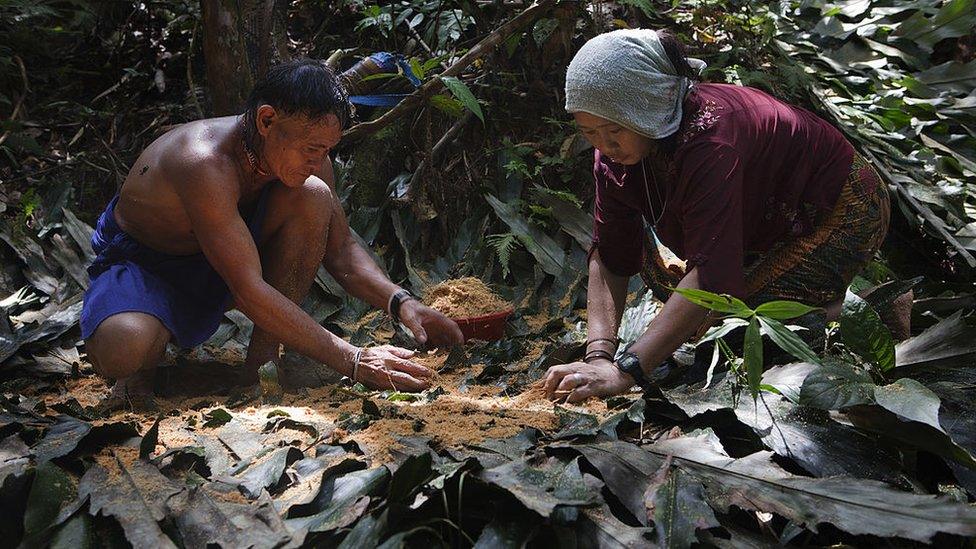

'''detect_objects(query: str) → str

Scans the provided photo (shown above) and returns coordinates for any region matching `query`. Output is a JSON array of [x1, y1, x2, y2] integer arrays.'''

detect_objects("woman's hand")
[[353, 345, 433, 392], [397, 300, 465, 346], [542, 358, 635, 403]]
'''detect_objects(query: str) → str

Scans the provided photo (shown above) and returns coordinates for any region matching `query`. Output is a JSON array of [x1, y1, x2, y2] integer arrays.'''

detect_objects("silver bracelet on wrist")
[[352, 347, 364, 382]]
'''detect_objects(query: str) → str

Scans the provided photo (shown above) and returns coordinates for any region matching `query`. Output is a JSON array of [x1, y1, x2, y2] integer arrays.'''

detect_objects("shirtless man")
[[81, 59, 463, 409]]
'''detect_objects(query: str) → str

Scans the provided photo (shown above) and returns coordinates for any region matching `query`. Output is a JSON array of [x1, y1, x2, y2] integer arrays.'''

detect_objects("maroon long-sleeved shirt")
[[591, 83, 854, 297]]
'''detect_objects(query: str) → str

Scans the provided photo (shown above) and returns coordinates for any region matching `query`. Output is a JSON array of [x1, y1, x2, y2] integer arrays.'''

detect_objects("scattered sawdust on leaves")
[[511, 339, 547, 372], [337, 309, 395, 344], [68, 350, 611, 469], [39, 373, 110, 408], [524, 310, 551, 333], [423, 277, 512, 318], [93, 446, 140, 474]]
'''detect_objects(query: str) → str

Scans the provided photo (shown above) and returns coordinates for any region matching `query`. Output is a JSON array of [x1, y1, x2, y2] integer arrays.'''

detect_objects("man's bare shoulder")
[[155, 117, 241, 188]]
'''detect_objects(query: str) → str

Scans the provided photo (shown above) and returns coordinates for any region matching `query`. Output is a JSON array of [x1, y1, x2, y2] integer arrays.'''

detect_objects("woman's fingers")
[[543, 365, 570, 397], [556, 372, 585, 395], [566, 384, 594, 404]]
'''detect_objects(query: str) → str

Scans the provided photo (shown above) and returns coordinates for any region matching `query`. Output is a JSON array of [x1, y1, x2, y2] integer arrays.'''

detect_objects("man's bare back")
[[114, 117, 256, 255]]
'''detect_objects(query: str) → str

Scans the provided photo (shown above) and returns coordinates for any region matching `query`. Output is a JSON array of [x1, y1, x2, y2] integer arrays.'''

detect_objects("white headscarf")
[[564, 29, 706, 139]]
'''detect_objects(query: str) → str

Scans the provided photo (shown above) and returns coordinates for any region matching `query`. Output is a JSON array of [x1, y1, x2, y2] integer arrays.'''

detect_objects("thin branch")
[[341, 0, 556, 143], [403, 111, 476, 201]]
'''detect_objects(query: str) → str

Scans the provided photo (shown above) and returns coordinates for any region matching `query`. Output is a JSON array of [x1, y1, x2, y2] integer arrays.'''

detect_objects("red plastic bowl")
[[453, 308, 513, 342]]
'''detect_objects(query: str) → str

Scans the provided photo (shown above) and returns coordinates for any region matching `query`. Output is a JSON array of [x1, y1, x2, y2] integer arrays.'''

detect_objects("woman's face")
[[573, 111, 654, 165]]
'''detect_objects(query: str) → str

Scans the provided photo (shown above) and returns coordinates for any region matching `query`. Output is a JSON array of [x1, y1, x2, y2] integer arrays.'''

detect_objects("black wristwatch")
[[615, 351, 655, 393], [389, 289, 417, 323]]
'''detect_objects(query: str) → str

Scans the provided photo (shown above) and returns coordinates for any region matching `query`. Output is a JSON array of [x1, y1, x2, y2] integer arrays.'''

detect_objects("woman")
[[543, 29, 890, 402]]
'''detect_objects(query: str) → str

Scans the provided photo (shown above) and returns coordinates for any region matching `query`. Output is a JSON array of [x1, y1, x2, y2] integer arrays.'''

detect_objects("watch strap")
[[389, 289, 417, 323], [615, 351, 655, 393]]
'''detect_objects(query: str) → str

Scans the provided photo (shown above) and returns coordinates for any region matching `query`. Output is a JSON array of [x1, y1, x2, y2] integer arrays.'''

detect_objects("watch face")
[[617, 353, 641, 374]]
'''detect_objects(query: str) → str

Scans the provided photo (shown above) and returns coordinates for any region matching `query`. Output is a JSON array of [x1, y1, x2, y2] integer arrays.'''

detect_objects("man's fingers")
[[393, 358, 433, 379], [382, 346, 416, 359], [386, 370, 430, 392], [412, 323, 429, 345]]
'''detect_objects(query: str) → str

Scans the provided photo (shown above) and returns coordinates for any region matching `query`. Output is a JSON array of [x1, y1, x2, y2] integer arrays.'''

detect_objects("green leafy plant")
[[673, 288, 821, 399], [441, 76, 484, 123], [485, 232, 520, 279]]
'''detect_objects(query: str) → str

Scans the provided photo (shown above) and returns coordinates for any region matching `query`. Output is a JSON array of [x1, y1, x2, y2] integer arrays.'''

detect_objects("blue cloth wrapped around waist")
[[81, 189, 270, 348]]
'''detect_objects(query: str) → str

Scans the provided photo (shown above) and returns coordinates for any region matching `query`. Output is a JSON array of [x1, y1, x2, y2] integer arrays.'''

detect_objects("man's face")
[[573, 111, 653, 166], [256, 107, 342, 187]]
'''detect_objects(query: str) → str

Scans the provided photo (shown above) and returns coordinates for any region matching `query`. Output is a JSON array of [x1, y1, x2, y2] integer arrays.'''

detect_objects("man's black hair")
[[242, 58, 353, 148]]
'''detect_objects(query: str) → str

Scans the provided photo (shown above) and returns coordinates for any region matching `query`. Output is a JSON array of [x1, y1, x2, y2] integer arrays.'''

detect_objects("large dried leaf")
[[169, 489, 298, 549], [644, 458, 719, 548], [873, 378, 943, 432], [485, 194, 565, 276], [576, 503, 653, 549], [668, 365, 909, 485], [0, 434, 30, 485], [649, 431, 976, 542], [569, 440, 661, 526], [23, 462, 76, 539], [31, 416, 138, 463], [59, 208, 94, 261], [0, 231, 59, 296], [479, 455, 602, 517], [891, 360, 976, 493], [798, 360, 875, 409], [895, 311, 976, 368], [230, 446, 303, 499], [285, 466, 388, 535], [79, 453, 182, 549]]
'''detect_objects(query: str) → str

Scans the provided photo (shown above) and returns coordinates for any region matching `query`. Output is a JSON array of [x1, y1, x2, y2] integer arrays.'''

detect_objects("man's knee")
[[268, 176, 335, 236], [296, 177, 335, 232], [86, 312, 169, 379]]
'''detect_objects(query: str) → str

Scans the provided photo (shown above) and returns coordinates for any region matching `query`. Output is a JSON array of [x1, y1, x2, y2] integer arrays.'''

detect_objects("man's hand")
[[355, 344, 434, 392], [542, 359, 635, 404], [397, 300, 464, 347]]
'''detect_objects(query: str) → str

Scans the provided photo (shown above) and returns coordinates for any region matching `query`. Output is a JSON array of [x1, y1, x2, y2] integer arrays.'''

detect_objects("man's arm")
[[170, 160, 431, 391], [174, 163, 359, 373], [316, 161, 463, 346], [316, 160, 399, 310]]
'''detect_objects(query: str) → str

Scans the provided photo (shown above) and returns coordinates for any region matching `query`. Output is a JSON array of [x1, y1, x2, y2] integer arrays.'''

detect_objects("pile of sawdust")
[[423, 277, 512, 319]]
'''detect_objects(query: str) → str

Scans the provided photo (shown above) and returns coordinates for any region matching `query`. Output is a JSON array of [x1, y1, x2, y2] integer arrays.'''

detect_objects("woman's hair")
[[242, 59, 353, 149], [657, 30, 698, 81]]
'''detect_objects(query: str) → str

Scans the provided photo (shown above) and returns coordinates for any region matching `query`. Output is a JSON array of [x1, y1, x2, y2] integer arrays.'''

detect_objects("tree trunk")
[[200, 0, 290, 116]]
